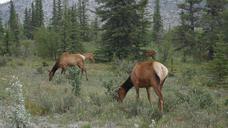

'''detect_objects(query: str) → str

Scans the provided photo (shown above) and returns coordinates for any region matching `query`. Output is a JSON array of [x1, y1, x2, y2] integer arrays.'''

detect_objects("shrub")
[[67, 67, 81, 96], [0, 56, 11, 67], [111, 58, 136, 75], [0, 57, 7, 67], [81, 124, 92, 128], [225, 99, 228, 106], [19, 40, 34, 57], [6, 76, 30, 127], [25, 99, 47, 116], [189, 87, 214, 109], [102, 79, 118, 98], [30, 86, 75, 115]]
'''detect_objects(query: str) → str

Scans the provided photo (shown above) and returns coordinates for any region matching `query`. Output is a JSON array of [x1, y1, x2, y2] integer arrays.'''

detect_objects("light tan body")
[[49, 52, 95, 81], [58, 52, 86, 74]]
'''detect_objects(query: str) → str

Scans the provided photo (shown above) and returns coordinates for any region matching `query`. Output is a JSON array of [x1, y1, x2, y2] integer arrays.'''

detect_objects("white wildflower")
[[7, 76, 30, 127], [149, 119, 156, 128], [134, 123, 139, 128]]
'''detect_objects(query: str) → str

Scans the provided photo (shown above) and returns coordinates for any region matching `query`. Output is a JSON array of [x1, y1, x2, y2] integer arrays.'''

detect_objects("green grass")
[[0, 57, 227, 127]]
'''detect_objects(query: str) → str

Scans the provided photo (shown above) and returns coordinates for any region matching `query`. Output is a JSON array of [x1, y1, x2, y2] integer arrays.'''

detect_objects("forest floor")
[[0, 57, 227, 128]]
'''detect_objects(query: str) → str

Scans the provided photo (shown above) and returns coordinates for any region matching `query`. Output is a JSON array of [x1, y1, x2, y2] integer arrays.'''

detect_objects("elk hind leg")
[[146, 87, 152, 104], [135, 87, 139, 101], [151, 81, 164, 113]]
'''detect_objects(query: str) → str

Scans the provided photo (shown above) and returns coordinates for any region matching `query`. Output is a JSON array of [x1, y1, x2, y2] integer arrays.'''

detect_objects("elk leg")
[[160, 77, 167, 91], [153, 87, 164, 113], [61, 68, 66, 74], [80, 68, 84, 78], [77, 62, 88, 81], [84, 68, 88, 81], [135, 87, 139, 101], [151, 80, 164, 113], [146, 87, 152, 104]]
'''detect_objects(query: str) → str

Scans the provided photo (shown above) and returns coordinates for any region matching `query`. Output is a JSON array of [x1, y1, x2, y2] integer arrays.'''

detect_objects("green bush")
[[111, 58, 136, 75], [102, 79, 118, 98], [19, 40, 34, 57], [31, 86, 75, 115], [67, 67, 81, 96], [0, 56, 8, 67]]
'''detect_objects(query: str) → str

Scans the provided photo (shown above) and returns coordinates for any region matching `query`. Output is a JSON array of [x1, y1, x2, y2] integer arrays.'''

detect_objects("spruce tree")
[[0, 13, 4, 40], [31, 2, 36, 31], [202, 0, 225, 60], [137, 0, 150, 49], [97, 0, 149, 60], [8, 0, 20, 51], [23, 8, 32, 39], [208, 34, 228, 85], [59, 2, 71, 52], [78, 0, 89, 41], [34, 0, 44, 28], [91, 16, 99, 41], [56, 0, 63, 31], [3, 30, 11, 55], [152, 0, 162, 44], [223, 10, 228, 42], [175, 0, 203, 61], [69, 5, 83, 52], [51, 0, 57, 30]]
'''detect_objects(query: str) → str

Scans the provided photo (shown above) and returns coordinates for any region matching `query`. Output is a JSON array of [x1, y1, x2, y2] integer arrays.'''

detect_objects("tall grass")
[[0, 57, 227, 127]]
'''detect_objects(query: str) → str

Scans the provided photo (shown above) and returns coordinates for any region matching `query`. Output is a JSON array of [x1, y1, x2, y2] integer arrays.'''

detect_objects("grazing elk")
[[115, 61, 168, 113], [49, 52, 95, 81]]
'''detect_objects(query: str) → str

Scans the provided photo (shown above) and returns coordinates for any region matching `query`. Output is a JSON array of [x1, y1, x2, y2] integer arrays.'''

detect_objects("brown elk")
[[115, 61, 168, 113], [49, 52, 95, 81]]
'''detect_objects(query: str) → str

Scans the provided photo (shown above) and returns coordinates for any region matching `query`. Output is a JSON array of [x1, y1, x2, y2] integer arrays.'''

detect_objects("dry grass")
[[0, 57, 227, 127]]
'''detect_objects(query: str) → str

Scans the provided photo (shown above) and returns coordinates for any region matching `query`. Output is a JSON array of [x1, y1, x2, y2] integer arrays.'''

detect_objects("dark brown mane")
[[49, 61, 59, 81], [121, 77, 133, 93]]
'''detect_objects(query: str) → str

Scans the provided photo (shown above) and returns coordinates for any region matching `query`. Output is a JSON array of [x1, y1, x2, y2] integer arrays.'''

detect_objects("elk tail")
[[153, 62, 168, 85]]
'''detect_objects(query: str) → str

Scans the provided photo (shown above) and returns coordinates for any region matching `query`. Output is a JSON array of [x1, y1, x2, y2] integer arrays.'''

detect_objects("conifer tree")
[[202, 0, 225, 60], [0, 13, 4, 40], [208, 34, 228, 85], [59, 2, 71, 52], [34, 0, 44, 28], [223, 10, 228, 42], [69, 5, 83, 52], [91, 16, 99, 40], [23, 8, 32, 39], [175, 0, 203, 61], [137, 0, 150, 49], [51, 0, 57, 29], [97, 0, 149, 60], [78, 0, 89, 41], [152, 0, 163, 44], [31, 2, 36, 31], [3, 30, 11, 55], [56, 0, 63, 31], [8, 0, 20, 50]]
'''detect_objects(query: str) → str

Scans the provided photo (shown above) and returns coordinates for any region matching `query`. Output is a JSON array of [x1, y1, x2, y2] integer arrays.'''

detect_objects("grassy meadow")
[[0, 55, 227, 128]]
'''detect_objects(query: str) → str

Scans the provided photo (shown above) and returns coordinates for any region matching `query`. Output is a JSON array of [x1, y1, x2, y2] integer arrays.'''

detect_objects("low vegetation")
[[0, 57, 227, 127], [0, 0, 227, 127]]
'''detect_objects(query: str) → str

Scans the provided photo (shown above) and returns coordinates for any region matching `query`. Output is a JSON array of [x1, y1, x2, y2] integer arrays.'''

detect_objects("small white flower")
[[149, 119, 156, 128], [134, 123, 139, 128]]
